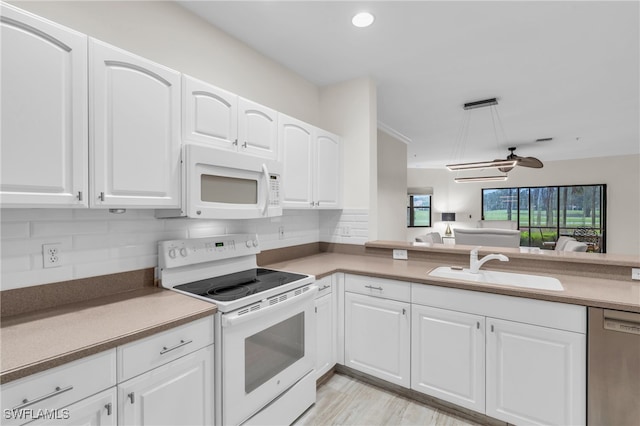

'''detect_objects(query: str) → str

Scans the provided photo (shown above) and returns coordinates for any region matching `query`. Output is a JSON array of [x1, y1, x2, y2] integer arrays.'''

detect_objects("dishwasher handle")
[[604, 309, 640, 335]]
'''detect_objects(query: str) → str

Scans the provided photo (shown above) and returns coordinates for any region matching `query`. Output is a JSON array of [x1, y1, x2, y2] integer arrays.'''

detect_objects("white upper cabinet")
[[183, 75, 278, 160], [90, 39, 181, 208], [279, 114, 342, 209], [314, 129, 342, 209], [279, 115, 314, 208], [238, 97, 278, 160], [182, 75, 238, 150], [0, 4, 88, 207]]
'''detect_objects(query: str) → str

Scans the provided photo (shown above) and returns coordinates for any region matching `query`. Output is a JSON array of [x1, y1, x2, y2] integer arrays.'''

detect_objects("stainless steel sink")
[[428, 266, 564, 291]]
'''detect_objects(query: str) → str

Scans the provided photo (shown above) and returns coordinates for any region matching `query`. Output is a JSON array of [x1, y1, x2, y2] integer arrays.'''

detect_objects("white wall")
[[407, 154, 640, 255], [377, 130, 408, 241]]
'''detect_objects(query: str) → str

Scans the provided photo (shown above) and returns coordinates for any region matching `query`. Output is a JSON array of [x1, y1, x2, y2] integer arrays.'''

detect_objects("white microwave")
[[158, 144, 282, 219]]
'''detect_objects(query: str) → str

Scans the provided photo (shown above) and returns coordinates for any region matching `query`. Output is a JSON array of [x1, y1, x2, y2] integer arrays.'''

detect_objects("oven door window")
[[245, 312, 305, 393], [201, 174, 258, 204]]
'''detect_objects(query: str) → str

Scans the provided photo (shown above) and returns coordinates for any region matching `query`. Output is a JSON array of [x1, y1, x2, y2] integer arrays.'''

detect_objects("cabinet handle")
[[477, 321, 480, 329], [128, 392, 135, 404], [315, 201, 320, 207], [315, 307, 317, 313], [364, 285, 383, 291], [77, 191, 83, 201], [233, 139, 238, 146], [319, 285, 331, 291], [13, 385, 74, 410], [491, 324, 494, 332], [402, 308, 406, 315], [99, 192, 105, 202], [105, 403, 112, 416], [242, 141, 247, 148], [160, 339, 193, 355], [310, 201, 315, 207]]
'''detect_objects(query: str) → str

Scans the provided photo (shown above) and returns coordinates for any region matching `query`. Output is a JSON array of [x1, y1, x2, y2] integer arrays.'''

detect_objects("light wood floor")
[[294, 373, 482, 426]]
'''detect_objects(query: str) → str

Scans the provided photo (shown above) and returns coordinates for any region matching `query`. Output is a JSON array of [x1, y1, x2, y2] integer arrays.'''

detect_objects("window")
[[407, 194, 431, 227], [482, 184, 606, 252]]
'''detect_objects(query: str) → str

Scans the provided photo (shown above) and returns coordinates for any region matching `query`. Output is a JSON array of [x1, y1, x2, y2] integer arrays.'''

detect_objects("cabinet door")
[[411, 305, 485, 413], [279, 115, 314, 208], [486, 318, 586, 426], [29, 388, 116, 426], [119, 345, 213, 426], [0, 4, 88, 207], [182, 75, 238, 150], [315, 292, 334, 379], [314, 129, 342, 209], [90, 39, 181, 208], [344, 292, 410, 387], [238, 97, 277, 160]]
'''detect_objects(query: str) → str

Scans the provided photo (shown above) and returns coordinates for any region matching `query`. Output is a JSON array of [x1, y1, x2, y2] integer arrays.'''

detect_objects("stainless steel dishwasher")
[[588, 307, 640, 425]]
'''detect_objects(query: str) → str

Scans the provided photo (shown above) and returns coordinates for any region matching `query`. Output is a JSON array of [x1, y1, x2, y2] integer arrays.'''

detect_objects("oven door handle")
[[222, 285, 317, 328]]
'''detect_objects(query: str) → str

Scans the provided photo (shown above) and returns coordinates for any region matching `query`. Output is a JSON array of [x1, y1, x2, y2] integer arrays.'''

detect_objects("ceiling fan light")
[[446, 159, 518, 171], [454, 175, 509, 183]]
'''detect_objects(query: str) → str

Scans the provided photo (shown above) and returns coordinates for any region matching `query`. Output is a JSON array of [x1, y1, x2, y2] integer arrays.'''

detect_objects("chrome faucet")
[[469, 247, 509, 273]]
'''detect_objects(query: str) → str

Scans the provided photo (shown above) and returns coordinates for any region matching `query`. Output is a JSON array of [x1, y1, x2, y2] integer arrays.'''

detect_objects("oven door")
[[185, 144, 282, 219], [221, 286, 316, 426]]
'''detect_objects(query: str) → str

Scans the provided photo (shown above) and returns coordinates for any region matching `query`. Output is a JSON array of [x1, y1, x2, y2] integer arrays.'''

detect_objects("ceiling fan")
[[496, 147, 544, 172]]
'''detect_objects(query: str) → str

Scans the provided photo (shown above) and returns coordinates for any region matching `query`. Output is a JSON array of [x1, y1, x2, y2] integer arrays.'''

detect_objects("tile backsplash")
[[0, 208, 368, 290]]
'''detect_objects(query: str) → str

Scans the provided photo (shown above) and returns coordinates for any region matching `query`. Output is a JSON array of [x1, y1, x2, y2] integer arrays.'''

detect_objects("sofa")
[[453, 228, 521, 248]]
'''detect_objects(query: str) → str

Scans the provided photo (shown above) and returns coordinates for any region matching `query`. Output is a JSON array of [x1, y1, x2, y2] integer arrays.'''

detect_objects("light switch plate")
[[632, 268, 640, 280], [393, 249, 408, 260]]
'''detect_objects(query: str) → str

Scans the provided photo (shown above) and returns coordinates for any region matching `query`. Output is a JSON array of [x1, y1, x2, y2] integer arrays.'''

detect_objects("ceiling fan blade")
[[518, 156, 544, 168]]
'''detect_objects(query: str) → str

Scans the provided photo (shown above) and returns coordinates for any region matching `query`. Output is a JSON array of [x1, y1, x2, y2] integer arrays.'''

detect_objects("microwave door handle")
[[261, 163, 270, 216]]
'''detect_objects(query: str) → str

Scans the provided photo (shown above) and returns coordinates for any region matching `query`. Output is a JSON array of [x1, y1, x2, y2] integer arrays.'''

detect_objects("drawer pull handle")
[[13, 385, 74, 410], [105, 403, 112, 415], [160, 339, 193, 355], [364, 285, 383, 291], [319, 285, 331, 291], [128, 392, 135, 404]]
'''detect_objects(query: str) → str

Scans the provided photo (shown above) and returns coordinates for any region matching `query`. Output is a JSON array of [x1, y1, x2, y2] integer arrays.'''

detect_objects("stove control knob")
[[252, 239, 259, 247], [168, 249, 177, 259], [180, 248, 188, 257], [245, 240, 252, 248]]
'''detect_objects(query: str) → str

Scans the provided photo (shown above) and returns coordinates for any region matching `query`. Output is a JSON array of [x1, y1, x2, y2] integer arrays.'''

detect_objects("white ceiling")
[[179, 1, 639, 168]]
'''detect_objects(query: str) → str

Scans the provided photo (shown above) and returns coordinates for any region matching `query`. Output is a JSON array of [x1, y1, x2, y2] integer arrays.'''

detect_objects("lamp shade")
[[441, 212, 456, 222]]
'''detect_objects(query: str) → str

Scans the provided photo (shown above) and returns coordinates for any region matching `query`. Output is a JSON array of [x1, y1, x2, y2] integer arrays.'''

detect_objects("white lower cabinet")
[[29, 388, 117, 426], [411, 305, 485, 413], [344, 275, 410, 387], [486, 318, 586, 425], [118, 345, 213, 426], [411, 283, 586, 426], [314, 276, 336, 379]]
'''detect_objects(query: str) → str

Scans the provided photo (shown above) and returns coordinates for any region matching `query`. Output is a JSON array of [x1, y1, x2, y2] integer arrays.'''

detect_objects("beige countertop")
[[0, 287, 216, 384], [264, 252, 640, 313]]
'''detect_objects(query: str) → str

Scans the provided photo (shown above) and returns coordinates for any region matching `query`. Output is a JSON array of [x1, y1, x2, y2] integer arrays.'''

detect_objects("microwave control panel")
[[269, 175, 280, 206]]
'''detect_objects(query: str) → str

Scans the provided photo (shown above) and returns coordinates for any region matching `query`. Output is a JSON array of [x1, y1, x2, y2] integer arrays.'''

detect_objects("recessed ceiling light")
[[352, 12, 374, 28]]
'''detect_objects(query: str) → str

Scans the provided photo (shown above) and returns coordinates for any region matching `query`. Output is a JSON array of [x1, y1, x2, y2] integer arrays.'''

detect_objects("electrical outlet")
[[632, 268, 640, 281], [43, 243, 62, 268], [278, 226, 285, 240], [342, 226, 352, 236], [393, 249, 408, 260]]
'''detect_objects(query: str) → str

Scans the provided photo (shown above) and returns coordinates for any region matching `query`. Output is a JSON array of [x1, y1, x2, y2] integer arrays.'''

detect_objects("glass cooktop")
[[174, 268, 309, 302]]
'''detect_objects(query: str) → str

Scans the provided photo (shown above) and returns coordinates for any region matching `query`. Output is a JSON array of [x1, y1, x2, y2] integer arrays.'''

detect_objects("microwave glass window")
[[244, 313, 305, 394], [201, 175, 258, 204]]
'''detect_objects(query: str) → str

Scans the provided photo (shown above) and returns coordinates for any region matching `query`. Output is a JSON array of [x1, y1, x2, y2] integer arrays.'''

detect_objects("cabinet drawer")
[[345, 274, 411, 302], [117, 316, 214, 382], [412, 283, 586, 333], [1, 350, 116, 426], [315, 276, 332, 298]]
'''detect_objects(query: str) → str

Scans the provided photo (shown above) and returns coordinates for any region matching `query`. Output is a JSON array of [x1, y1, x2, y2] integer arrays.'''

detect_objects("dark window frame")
[[481, 184, 607, 252], [407, 194, 432, 228]]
